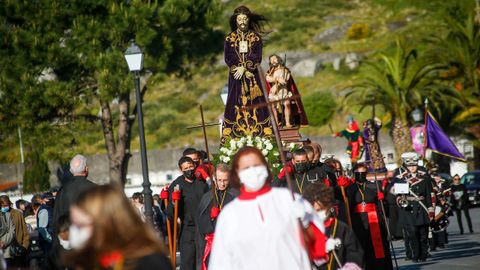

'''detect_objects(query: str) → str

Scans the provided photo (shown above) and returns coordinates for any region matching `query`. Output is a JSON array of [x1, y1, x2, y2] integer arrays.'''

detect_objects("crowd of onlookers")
[[0, 188, 60, 269]]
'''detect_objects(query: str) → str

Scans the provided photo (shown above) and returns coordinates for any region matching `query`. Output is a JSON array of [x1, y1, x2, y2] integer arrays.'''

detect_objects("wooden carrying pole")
[[172, 201, 179, 267], [256, 67, 295, 198], [199, 105, 211, 162], [163, 198, 173, 259]]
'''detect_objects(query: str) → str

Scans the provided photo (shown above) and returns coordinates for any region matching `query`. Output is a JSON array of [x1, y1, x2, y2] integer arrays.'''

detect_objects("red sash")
[[202, 233, 215, 270], [354, 203, 385, 259], [350, 141, 360, 160]]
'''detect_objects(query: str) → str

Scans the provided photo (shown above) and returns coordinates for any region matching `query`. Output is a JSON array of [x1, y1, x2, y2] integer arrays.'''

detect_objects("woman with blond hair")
[[65, 184, 172, 270]]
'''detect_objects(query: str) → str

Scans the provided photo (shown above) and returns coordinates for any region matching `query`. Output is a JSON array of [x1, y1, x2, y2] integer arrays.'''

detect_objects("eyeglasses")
[[216, 179, 229, 183]]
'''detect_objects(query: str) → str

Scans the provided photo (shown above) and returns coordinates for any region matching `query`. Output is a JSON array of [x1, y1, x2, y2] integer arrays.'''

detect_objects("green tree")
[[345, 38, 448, 163], [0, 0, 222, 185], [23, 149, 50, 193], [428, 8, 480, 167], [302, 91, 336, 126]]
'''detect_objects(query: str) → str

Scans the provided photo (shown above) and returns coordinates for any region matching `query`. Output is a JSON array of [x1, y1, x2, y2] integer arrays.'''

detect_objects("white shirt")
[[209, 187, 317, 270]]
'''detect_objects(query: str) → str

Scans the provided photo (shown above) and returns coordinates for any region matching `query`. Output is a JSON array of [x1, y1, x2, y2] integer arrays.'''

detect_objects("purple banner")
[[426, 111, 466, 161]]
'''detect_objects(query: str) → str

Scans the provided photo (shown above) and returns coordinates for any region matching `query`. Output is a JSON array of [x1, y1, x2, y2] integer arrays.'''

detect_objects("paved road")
[[392, 207, 480, 270]]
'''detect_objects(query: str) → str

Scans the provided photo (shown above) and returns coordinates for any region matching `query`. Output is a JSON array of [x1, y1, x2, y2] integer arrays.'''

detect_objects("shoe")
[[430, 248, 437, 251], [460, 231, 464, 235], [438, 244, 445, 249], [419, 259, 427, 262], [412, 259, 419, 263], [470, 230, 474, 234]]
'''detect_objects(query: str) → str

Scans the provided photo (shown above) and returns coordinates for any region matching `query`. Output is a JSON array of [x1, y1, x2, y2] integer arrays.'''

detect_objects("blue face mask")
[[0, 207, 9, 213]]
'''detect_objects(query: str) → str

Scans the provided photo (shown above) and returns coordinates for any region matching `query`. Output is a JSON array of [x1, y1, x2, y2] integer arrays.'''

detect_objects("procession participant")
[[309, 142, 322, 166], [451, 174, 473, 234], [303, 145, 315, 163], [279, 149, 337, 195], [196, 163, 238, 270], [429, 176, 451, 251], [183, 148, 212, 184], [348, 163, 393, 270], [393, 152, 434, 263], [324, 158, 353, 226], [221, 6, 273, 144], [333, 116, 364, 165], [209, 147, 328, 270], [384, 170, 403, 239], [265, 54, 308, 128], [304, 182, 364, 270], [166, 156, 209, 270]]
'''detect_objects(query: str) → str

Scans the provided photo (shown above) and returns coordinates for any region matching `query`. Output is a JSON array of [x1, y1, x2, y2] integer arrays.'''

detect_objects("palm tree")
[[429, 9, 480, 167], [345, 38, 446, 163]]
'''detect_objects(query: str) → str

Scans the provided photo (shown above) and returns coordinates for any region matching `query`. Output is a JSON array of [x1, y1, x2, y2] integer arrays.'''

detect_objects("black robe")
[[195, 188, 238, 270], [347, 182, 393, 270], [317, 218, 365, 270], [166, 176, 209, 270]]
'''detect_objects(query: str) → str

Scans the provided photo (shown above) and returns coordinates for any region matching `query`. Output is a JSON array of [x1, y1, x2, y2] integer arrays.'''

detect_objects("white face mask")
[[58, 236, 72, 250], [239, 165, 269, 191], [317, 209, 328, 221], [69, 225, 92, 249]]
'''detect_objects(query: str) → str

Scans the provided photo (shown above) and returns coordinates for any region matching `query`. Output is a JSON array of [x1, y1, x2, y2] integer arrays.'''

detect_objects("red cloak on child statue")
[[265, 55, 308, 128]]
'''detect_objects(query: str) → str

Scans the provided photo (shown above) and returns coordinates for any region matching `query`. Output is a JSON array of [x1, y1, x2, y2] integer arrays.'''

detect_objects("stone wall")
[[0, 135, 396, 187]]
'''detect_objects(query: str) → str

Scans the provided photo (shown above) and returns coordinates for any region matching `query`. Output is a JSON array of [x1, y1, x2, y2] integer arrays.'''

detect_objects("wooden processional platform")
[[279, 126, 302, 143]]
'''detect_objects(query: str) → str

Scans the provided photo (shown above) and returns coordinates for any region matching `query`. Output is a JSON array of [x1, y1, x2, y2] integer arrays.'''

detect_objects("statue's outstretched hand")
[[233, 66, 246, 80]]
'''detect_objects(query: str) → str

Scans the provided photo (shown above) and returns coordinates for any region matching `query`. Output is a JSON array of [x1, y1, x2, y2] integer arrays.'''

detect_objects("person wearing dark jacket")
[[451, 174, 473, 234], [42, 215, 73, 270], [304, 182, 364, 270], [196, 163, 238, 270], [53, 154, 96, 230], [348, 163, 392, 270], [167, 156, 209, 270]]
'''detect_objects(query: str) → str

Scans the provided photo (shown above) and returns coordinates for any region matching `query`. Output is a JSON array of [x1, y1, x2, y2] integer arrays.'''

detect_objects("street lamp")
[[124, 41, 153, 224], [411, 107, 423, 123]]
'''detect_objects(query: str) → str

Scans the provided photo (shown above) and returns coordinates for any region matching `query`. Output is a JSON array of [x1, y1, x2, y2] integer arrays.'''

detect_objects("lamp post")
[[124, 41, 153, 224]]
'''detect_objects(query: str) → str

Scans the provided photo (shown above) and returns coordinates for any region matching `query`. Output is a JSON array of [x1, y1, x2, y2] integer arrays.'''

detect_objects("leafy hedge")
[[303, 91, 337, 127]]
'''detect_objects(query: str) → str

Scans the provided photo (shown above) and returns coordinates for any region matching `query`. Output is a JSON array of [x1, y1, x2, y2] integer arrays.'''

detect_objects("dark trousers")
[[388, 204, 403, 239], [405, 224, 428, 260], [403, 226, 412, 259], [430, 230, 446, 250], [179, 227, 196, 270], [455, 208, 473, 233]]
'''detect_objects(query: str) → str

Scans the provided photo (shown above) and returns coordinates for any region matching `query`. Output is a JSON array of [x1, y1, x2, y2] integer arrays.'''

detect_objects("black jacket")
[[195, 188, 238, 270], [53, 176, 96, 230], [393, 166, 433, 226], [166, 176, 208, 228]]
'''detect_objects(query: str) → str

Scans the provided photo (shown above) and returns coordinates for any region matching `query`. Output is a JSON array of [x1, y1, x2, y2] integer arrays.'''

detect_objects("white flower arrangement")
[[216, 136, 281, 171]]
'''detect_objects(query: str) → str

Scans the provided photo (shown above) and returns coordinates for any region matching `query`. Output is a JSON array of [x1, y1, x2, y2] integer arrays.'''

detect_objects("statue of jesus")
[[221, 6, 273, 144]]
